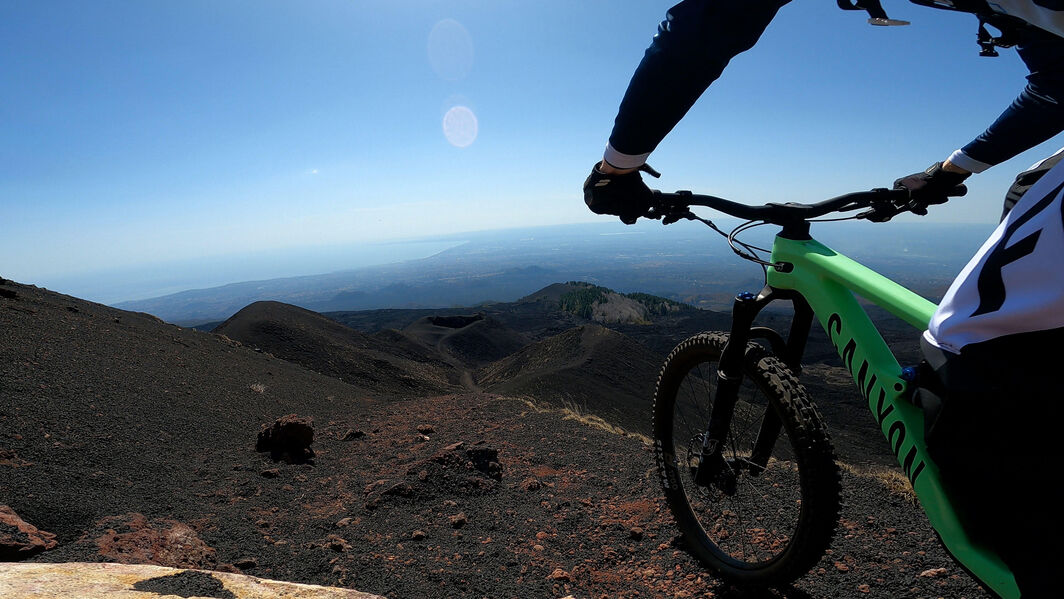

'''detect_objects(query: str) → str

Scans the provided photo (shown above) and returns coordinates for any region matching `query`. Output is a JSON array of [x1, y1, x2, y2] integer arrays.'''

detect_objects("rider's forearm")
[[950, 85, 1064, 172], [604, 0, 790, 169], [947, 30, 1064, 174]]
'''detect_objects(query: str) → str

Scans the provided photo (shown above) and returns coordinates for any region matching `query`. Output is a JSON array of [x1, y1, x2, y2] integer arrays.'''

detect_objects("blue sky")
[[3, 1, 1061, 301]]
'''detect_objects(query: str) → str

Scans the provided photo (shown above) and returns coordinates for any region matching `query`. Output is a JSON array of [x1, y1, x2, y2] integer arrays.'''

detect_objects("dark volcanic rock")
[[383, 440, 506, 499], [0, 449, 30, 468], [428, 442, 503, 480], [448, 512, 467, 528], [257, 414, 315, 464], [0, 505, 57, 561], [340, 429, 366, 441], [465, 445, 502, 480]]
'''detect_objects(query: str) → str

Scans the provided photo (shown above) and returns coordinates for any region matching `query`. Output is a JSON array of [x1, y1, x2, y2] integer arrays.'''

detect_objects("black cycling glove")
[[893, 162, 970, 216], [583, 162, 661, 225]]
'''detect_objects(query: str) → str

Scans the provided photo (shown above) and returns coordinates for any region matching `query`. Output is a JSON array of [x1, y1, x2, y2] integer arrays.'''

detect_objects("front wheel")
[[652, 332, 841, 587]]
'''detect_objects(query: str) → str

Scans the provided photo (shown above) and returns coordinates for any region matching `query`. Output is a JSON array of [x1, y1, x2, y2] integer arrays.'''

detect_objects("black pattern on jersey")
[[972, 180, 1064, 317]]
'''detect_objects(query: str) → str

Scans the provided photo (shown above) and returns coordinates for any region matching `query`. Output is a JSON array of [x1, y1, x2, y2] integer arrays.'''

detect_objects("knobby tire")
[[652, 332, 842, 587]]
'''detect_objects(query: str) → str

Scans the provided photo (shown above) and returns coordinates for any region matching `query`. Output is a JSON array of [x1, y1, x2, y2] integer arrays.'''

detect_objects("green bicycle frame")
[[766, 235, 1019, 599]]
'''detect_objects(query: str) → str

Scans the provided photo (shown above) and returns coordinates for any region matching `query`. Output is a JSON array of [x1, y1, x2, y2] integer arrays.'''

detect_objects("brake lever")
[[858, 202, 893, 222], [647, 190, 694, 225], [857, 193, 908, 222], [662, 211, 693, 225], [643, 205, 694, 224]]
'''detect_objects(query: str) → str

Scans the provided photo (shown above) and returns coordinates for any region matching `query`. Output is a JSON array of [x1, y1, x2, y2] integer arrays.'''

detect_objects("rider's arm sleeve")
[[950, 29, 1064, 173], [604, 0, 790, 169]]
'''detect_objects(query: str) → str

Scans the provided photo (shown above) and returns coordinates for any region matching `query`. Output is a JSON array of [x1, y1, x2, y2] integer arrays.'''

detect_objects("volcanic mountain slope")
[[326, 282, 693, 342], [540, 281, 695, 326], [515, 281, 582, 304], [519, 281, 655, 324], [476, 325, 663, 436], [328, 282, 738, 362], [330, 282, 920, 366], [0, 279, 378, 564], [213, 301, 460, 397], [1, 278, 990, 598], [400, 314, 530, 368]]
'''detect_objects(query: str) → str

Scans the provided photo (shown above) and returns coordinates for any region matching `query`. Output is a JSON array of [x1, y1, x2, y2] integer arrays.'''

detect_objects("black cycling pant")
[[921, 329, 1064, 598]]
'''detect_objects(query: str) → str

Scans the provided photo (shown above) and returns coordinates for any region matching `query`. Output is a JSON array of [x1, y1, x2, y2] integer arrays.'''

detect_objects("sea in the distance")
[[42, 239, 466, 305]]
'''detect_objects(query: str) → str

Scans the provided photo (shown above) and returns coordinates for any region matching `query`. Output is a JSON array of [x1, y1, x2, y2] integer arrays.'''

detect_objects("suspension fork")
[[748, 289, 813, 473], [694, 287, 813, 484]]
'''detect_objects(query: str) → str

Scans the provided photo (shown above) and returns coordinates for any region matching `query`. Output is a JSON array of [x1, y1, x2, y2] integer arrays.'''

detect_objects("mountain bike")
[[643, 187, 1019, 598]]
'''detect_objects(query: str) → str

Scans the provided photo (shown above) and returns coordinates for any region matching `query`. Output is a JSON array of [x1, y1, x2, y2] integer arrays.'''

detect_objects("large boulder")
[[256, 414, 315, 464], [90, 513, 217, 570]]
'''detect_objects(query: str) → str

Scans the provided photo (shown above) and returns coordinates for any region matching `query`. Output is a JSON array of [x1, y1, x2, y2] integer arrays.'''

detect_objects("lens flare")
[[442, 106, 478, 148], [428, 19, 473, 81]]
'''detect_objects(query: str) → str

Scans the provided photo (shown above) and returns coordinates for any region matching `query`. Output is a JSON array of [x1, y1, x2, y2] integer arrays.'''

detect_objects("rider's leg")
[[921, 333, 1063, 597]]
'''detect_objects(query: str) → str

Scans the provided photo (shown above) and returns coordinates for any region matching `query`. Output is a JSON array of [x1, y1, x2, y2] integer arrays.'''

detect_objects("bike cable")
[[688, 210, 862, 274], [727, 220, 778, 276], [685, 212, 780, 275]]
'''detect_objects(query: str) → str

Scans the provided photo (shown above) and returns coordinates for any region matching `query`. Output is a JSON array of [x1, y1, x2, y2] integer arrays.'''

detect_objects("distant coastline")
[[36, 239, 468, 306]]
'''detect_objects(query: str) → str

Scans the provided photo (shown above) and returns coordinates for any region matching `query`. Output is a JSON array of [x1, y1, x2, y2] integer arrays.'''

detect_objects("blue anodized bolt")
[[900, 366, 918, 382]]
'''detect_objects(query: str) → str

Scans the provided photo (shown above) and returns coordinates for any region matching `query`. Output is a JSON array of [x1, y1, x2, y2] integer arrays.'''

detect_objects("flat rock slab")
[[0, 562, 386, 599]]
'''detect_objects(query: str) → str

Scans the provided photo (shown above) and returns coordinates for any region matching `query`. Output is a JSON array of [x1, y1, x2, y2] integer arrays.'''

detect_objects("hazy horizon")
[[11, 217, 996, 308]]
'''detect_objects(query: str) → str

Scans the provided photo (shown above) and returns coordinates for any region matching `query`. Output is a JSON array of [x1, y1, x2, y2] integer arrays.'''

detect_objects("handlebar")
[[645, 185, 967, 226]]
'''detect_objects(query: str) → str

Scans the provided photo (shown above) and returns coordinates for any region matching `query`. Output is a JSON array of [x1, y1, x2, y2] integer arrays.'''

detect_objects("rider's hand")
[[892, 162, 970, 215], [583, 161, 660, 225]]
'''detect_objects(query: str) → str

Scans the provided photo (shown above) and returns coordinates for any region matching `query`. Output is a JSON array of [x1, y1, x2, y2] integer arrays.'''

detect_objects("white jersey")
[[925, 148, 1064, 353]]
